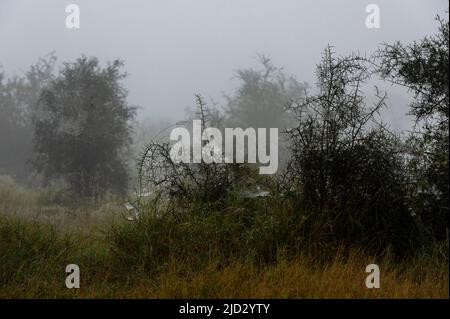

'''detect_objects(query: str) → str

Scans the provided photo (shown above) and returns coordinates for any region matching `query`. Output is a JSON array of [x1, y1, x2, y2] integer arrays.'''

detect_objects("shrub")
[[283, 47, 421, 255]]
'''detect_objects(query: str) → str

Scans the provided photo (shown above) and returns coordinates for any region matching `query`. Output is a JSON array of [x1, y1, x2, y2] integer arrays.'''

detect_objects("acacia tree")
[[226, 55, 306, 131], [32, 56, 136, 198], [284, 47, 416, 253], [224, 55, 306, 167], [377, 15, 449, 241]]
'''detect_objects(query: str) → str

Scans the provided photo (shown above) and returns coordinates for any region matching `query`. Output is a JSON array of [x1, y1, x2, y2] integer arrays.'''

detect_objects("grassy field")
[[0, 179, 448, 299]]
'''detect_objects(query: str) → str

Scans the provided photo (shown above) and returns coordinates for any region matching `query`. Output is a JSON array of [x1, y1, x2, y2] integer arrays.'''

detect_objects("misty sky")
[[0, 0, 448, 130]]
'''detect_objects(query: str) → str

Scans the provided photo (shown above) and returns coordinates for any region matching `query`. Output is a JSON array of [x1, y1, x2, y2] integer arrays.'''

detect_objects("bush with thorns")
[[136, 95, 253, 211]]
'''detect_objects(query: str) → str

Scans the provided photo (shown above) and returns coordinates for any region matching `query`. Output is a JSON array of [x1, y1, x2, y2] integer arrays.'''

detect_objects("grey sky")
[[0, 0, 447, 129]]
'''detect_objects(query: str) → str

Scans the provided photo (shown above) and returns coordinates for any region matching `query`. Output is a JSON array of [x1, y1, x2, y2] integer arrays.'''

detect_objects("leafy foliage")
[[377, 16, 449, 241], [32, 56, 136, 198], [0, 55, 56, 181]]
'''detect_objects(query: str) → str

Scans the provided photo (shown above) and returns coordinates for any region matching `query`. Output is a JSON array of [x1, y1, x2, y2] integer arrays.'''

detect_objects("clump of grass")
[[0, 175, 40, 216], [0, 216, 73, 287], [0, 215, 120, 298], [0, 177, 124, 233], [108, 197, 303, 275]]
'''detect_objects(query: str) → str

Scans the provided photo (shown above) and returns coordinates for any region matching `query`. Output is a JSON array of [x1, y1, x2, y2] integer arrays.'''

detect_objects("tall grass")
[[0, 180, 448, 298]]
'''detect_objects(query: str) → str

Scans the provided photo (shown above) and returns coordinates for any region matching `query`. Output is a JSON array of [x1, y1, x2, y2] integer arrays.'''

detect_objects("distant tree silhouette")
[[0, 55, 55, 181], [226, 54, 306, 131], [32, 56, 136, 198]]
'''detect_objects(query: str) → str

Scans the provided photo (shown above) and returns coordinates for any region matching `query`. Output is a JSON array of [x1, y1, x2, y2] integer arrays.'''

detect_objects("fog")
[[0, 0, 448, 128]]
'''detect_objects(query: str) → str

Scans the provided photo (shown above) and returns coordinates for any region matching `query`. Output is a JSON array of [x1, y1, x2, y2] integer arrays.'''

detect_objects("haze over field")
[[0, 1, 448, 299], [0, 0, 448, 129]]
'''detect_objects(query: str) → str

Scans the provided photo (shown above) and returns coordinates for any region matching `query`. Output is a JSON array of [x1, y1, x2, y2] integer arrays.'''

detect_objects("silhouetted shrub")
[[283, 47, 420, 254]]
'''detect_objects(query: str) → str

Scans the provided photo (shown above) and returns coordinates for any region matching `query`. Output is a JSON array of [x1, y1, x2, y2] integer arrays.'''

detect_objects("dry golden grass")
[[36, 252, 445, 299], [1, 242, 448, 299], [114, 255, 448, 299]]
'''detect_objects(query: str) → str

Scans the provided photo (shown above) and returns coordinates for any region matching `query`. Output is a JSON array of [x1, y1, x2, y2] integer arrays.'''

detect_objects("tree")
[[284, 47, 416, 253], [225, 55, 306, 167], [226, 55, 306, 131], [32, 56, 136, 198], [0, 55, 55, 181], [377, 15, 449, 241]]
